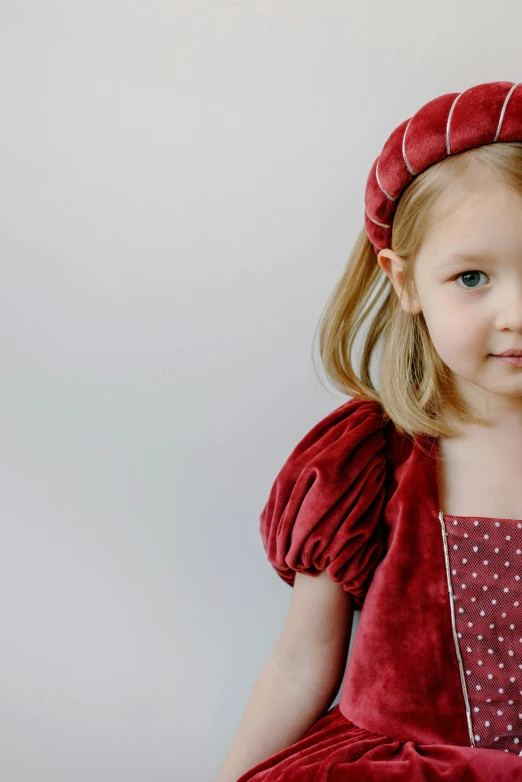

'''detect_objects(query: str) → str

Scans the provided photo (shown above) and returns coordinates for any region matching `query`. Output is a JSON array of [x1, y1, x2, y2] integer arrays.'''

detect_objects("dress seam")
[[438, 509, 476, 748]]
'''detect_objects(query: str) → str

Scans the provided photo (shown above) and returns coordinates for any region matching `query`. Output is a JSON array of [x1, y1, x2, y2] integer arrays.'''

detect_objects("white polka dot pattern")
[[444, 515, 522, 755]]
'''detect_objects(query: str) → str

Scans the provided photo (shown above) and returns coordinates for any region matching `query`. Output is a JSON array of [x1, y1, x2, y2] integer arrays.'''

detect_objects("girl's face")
[[378, 165, 522, 423]]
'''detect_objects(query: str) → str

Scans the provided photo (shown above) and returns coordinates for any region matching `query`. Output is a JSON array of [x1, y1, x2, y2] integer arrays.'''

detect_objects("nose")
[[495, 284, 522, 332]]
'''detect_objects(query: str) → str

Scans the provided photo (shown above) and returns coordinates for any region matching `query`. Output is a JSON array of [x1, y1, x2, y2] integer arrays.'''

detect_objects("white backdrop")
[[0, 2, 520, 780]]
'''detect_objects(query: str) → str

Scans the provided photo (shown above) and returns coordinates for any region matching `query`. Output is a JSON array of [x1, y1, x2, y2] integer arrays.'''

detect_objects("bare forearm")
[[214, 655, 341, 782]]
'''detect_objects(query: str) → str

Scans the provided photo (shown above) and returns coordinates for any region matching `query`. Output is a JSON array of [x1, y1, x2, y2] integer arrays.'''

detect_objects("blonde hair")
[[313, 142, 522, 441]]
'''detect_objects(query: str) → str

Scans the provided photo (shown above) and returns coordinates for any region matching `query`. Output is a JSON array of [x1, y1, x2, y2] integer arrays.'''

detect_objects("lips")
[[493, 350, 522, 357]]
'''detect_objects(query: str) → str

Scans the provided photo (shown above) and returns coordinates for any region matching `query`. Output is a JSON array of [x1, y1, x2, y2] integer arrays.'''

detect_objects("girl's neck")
[[437, 433, 522, 521]]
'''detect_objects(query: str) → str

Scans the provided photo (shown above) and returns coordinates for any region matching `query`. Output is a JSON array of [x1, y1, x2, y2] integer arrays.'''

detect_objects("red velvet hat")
[[364, 80, 522, 257]]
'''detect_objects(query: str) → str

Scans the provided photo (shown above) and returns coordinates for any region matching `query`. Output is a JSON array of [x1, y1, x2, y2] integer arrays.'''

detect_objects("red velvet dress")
[[236, 396, 522, 781]]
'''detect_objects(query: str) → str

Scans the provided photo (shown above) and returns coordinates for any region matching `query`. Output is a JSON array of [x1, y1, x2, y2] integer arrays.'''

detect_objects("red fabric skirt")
[[236, 704, 522, 781]]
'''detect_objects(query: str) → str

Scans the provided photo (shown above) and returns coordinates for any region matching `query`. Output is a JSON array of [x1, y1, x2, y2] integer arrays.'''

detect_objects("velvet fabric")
[[236, 705, 522, 781], [364, 80, 522, 256], [237, 396, 522, 780]]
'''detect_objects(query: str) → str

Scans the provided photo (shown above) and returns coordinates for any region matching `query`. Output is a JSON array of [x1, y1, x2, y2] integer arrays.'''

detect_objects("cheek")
[[424, 305, 486, 365]]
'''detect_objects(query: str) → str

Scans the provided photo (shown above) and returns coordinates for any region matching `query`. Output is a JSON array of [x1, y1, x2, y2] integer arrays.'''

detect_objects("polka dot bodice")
[[443, 514, 522, 755]]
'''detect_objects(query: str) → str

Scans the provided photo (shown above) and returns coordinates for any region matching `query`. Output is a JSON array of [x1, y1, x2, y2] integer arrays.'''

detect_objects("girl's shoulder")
[[259, 395, 390, 608]]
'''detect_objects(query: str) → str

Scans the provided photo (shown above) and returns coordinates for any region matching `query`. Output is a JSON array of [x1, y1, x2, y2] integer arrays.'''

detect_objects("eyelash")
[[453, 270, 490, 290]]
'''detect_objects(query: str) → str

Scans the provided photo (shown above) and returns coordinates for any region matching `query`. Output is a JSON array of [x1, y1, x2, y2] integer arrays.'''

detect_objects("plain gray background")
[[1, 2, 520, 781]]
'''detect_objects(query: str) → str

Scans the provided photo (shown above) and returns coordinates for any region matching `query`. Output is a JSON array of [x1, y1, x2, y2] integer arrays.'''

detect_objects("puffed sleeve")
[[259, 396, 388, 608]]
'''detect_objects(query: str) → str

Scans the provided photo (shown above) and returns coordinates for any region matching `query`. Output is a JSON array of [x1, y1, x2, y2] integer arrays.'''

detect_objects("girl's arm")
[[214, 571, 355, 782]]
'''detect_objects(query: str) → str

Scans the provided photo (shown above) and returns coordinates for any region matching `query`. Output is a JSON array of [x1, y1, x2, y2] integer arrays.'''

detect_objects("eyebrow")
[[440, 252, 498, 268]]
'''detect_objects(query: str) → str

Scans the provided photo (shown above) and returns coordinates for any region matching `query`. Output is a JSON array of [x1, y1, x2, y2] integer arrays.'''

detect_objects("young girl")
[[216, 79, 522, 781]]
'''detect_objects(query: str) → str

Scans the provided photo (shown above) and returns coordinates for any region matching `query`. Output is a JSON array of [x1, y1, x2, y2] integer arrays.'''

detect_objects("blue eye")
[[455, 270, 489, 289]]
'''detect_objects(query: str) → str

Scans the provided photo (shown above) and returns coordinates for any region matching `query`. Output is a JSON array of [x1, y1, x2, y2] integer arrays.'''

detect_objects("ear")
[[377, 248, 422, 315]]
